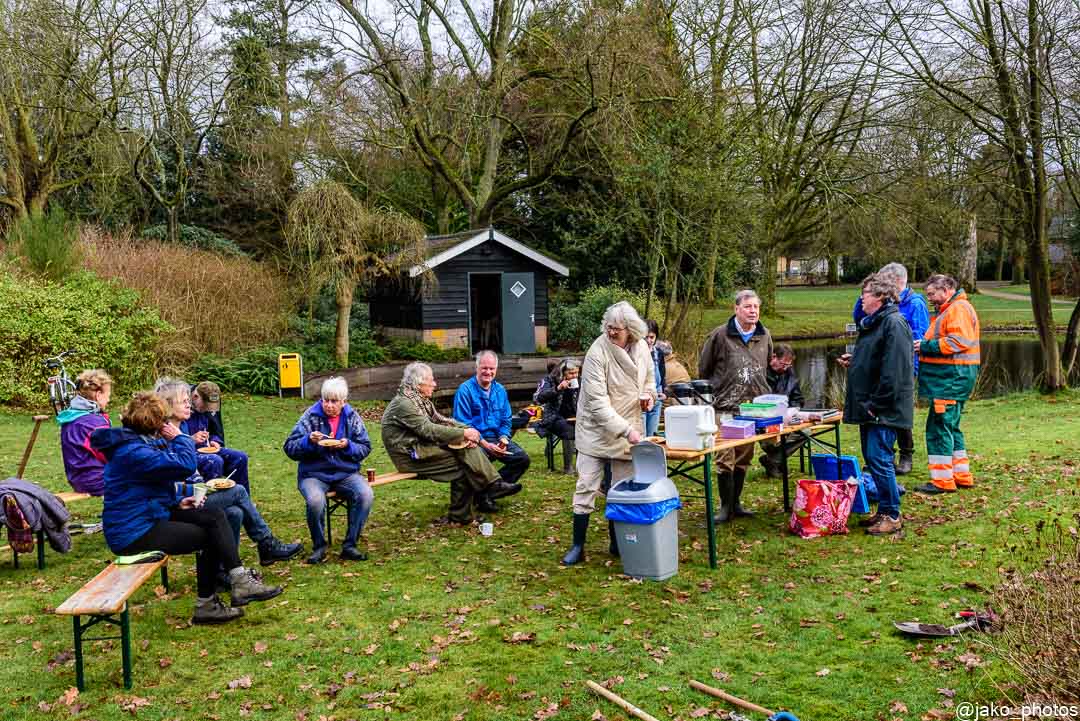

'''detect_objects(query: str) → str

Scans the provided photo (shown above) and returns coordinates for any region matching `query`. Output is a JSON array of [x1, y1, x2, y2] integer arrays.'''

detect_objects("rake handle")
[[586, 680, 662, 721], [16, 415, 50, 479], [690, 679, 776, 717]]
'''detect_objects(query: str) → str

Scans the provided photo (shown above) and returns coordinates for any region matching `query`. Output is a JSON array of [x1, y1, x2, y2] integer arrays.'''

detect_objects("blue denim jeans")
[[860, 424, 900, 519], [483, 439, 530, 485], [299, 474, 374, 550], [644, 404, 661, 436], [201, 484, 273, 546]]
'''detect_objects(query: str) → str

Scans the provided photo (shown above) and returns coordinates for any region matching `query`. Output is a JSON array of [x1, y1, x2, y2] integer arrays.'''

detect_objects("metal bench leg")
[[11, 548, 18, 569], [160, 565, 169, 593], [120, 606, 132, 690], [325, 503, 332, 546], [36, 529, 45, 569], [73, 615, 85, 691]]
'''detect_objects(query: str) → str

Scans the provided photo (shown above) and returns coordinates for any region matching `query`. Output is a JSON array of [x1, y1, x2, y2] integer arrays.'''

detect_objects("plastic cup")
[[568, 378, 579, 389], [639, 394, 650, 411], [192, 483, 208, 504], [479, 522, 494, 537]]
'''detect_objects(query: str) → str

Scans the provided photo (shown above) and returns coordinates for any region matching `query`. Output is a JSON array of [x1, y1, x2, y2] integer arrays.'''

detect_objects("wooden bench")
[[55, 556, 170, 690], [323, 472, 418, 545], [6, 491, 97, 570]]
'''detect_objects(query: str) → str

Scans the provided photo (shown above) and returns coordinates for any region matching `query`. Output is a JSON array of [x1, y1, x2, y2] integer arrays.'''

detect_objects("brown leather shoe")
[[866, 514, 903, 536], [857, 512, 883, 528]]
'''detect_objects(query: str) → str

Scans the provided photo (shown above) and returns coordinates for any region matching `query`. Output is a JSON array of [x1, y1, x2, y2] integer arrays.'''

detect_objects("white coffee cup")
[[192, 483, 208, 505], [479, 522, 494, 537], [568, 378, 579, 389]]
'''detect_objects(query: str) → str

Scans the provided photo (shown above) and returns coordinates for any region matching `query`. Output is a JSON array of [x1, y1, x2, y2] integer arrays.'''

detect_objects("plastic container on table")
[[721, 418, 757, 439], [738, 402, 782, 418], [753, 393, 789, 417], [734, 415, 784, 434], [663, 405, 717, 451], [605, 442, 681, 581]]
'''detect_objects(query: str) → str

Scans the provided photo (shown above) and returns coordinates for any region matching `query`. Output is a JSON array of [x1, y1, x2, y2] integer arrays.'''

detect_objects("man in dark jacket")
[[759, 344, 806, 478], [838, 273, 914, 536], [699, 289, 773, 522]]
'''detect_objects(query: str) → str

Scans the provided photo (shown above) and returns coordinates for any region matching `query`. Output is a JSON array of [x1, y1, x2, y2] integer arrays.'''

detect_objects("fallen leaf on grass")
[[227, 675, 253, 690], [938, 688, 956, 698], [158, 657, 173, 668], [504, 631, 536, 644], [58, 687, 79, 706], [815, 668, 830, 677], [689, 707, 711, 718], [890, 700, 908, 713], [364, 643, 379, 655], [922, 710, 953, 720], [590, 709, 607, 721], [534, 702, 559, 719], [119, 695, 151, 714], [254, 641, 268, 654], [601, 676, 624, 689], [711, 669, 731, 682]]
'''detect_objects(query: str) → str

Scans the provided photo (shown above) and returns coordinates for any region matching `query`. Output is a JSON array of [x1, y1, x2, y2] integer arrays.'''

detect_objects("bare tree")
[[880, 0, 1076, 390], [0, 0, 134, 221]]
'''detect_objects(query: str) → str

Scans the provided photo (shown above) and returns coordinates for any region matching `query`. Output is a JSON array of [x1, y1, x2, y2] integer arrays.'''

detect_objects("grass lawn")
[[1, 392, 1078, 720], [694, 286, 1077, 340]]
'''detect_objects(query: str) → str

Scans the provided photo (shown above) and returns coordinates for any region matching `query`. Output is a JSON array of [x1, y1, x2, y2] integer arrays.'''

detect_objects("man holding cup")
[[699, 289, 774, 522], [453, 351, 531, 507]]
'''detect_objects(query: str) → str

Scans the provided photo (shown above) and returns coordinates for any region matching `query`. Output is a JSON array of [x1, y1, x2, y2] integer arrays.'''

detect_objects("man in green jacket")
[[381, 362, 522, 524]]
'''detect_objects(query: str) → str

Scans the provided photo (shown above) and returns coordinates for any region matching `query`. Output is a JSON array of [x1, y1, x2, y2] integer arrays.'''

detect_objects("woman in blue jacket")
[[283, 377, 374, 565], [92, 392, 284, 625]]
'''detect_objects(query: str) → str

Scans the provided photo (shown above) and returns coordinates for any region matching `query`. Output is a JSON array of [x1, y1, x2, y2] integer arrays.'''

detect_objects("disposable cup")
[[479, 522, 494, 537], [568, 378, 579, 389], [192, 483, 208, 504]]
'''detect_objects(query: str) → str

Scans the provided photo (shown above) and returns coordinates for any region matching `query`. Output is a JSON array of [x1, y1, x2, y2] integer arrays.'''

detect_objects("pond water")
[[789, 335, 1067, 407]]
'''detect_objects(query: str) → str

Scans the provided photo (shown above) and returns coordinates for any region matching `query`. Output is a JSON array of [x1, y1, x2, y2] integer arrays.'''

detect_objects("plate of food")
[[207, 478, 236, 491], [318, 438, 346, 448], [447, 440, 469, 450], [197, 446, 220, 454]]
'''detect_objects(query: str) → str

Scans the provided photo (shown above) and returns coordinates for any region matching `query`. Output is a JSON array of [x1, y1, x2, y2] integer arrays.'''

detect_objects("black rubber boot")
[[896, 451, 913, 476], [561, 513, 590, 566], [732, 469, 754, 517], [562, 437, 576, 475], [713, 473, 734, 524], [608, 520, 620, 557]]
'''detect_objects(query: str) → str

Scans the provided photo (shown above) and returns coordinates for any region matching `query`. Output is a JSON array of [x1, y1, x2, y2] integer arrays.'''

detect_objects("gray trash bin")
[[604, 442, 681, 581]]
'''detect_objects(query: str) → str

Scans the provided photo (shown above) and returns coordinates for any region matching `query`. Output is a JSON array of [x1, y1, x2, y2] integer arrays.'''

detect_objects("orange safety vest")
[[921, 290, 980, 366]]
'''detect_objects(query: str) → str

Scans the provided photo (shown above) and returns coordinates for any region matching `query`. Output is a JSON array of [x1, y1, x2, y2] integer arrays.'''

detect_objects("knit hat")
[[194, 381, 221, 411]]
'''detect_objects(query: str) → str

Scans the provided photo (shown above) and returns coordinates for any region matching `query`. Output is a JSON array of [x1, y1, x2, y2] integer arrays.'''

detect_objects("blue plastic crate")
[[811, 453, 862, 480]]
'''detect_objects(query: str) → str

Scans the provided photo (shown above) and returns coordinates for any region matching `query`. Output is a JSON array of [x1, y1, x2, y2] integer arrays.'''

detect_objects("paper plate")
[[207, 478, 236, 491], [318, 438, 345, 447], [197, 446, 220, 454], [447, 440, 469, 450]]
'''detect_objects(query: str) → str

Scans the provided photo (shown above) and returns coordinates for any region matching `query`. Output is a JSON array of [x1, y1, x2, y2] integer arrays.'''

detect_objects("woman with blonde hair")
[[57, 369, 113, 495]]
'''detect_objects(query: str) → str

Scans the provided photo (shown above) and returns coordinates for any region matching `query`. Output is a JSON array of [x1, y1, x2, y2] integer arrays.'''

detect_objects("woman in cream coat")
[[561, 301, 656, 566]]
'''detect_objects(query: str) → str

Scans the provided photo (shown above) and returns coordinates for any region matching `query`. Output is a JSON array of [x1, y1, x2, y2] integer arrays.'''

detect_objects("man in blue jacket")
[[453, 351, 531, 500], [853, 262, 928, 475]]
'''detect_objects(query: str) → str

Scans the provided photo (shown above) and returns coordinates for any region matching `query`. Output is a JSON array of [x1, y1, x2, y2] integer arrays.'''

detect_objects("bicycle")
[[44, 349, 77, 415]]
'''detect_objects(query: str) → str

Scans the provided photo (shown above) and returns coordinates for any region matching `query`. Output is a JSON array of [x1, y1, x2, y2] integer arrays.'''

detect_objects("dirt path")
[[978, 285, 1075, 305]]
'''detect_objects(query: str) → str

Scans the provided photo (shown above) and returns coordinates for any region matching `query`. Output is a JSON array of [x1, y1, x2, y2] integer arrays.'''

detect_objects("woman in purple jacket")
[[57, 369, 113, 495]]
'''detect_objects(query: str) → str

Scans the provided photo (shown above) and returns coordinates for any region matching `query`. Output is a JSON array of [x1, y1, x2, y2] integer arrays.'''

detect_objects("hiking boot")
[[857, 512, 883, 528], [866, 514, 903, 536], [258, 537, 303, 566], [895, 452, 913, 476], [488, 481, 523, 500], [914, 482, 955, 495], [230, 568, 284, 607], [192, 595, 244, 625], [731, 469, 754, 517], [340, 545, 368, 561], [306, 545, 328, 565]]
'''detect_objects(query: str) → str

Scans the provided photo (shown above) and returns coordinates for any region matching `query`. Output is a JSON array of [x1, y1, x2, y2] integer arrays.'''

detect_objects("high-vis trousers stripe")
[[925, 398, 971, 490]]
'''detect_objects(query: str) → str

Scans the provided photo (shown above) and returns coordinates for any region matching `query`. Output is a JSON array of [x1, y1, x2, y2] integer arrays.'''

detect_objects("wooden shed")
[[369, 228, 569, 353]]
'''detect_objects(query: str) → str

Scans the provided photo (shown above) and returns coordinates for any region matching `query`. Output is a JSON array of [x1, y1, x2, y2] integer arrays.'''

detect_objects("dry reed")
[[79, 226, 294, 366]]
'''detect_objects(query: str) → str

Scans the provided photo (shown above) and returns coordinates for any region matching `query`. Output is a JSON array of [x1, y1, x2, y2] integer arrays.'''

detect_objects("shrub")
[[988, 515, 1080, 702], [141, 224, 247, 257], [186, 345, 289, 395], [0, 264, 171, 407], [549, 284, 648, 350], [8, 207, 82, 281], [386, 339, 469, 363], [80, 226, 292, 366]]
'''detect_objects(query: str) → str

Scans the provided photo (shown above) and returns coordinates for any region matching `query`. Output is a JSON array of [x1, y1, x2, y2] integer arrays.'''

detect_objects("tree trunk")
[[167, 208, 180, 245], [958, 214, 978, 292], [335, 282, 355, 367], [703, 209, 722, 306], [995, 221, 1006, 281], [1062, 299, 1080, 378], [759, 246, 778, 315], [827, 254, 840, 285]]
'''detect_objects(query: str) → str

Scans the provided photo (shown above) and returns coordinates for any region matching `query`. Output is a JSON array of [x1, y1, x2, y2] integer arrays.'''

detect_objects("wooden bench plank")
[[326, 472, 418, 497], [56, 558, 168, 616], [56, 491, 94, 504]]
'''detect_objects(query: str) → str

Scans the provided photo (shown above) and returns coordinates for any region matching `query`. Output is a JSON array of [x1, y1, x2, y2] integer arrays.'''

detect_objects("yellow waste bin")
[[278, 353, 303, 398]]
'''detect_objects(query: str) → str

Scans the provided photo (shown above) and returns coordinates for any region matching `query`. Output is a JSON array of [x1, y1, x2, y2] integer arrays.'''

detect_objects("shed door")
[[501, 272, 535, 354]]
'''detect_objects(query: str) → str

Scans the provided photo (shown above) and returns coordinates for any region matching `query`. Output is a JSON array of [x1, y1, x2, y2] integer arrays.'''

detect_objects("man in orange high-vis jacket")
[[913, 274, 980, 494]]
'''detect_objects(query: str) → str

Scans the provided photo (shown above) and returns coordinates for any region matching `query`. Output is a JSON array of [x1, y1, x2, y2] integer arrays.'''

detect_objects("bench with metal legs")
[[323, 472, 417, 545]]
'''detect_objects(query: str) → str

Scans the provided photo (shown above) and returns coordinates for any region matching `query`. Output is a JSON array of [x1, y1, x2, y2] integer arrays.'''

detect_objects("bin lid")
[[607, 442, 679, 504]]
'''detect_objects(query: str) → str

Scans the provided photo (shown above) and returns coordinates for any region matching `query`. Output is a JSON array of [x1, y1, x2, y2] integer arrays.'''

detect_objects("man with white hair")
[[283, 377, 374, 564], [853, 262, 929, 474], [452, 351, 531, 503], [699, 289, 773, 522]]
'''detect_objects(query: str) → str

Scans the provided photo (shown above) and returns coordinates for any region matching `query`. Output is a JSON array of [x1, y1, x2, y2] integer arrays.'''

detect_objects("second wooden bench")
[[323, 471, 418, 544]]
